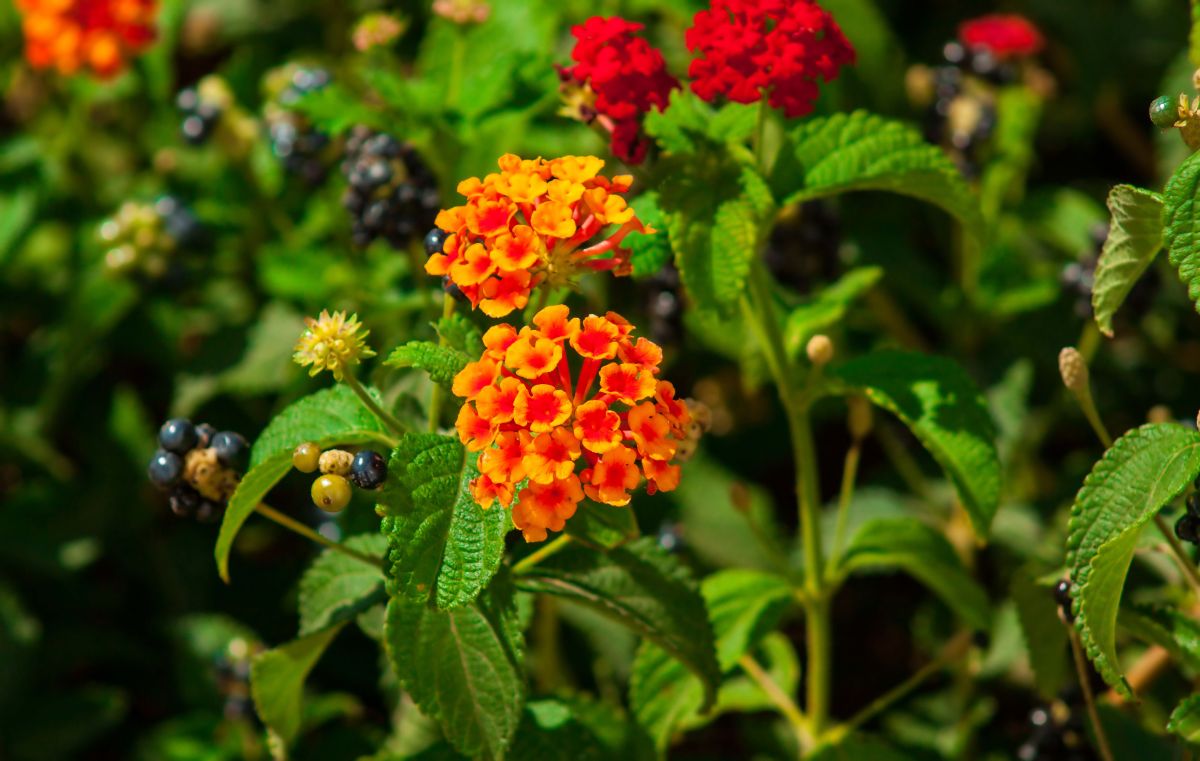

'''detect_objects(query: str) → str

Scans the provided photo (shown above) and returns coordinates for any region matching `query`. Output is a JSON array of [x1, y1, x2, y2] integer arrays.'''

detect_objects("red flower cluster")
[[559, 17, 679, 164], [958, 15, 1044, 60], [685, 0, 855, 118], [17, 0, 156, 79], [452, 306, 691, 542]]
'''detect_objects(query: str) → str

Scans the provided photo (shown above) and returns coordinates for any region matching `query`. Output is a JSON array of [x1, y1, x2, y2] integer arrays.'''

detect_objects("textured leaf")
[[216, 386, 394, 581], [436, 313, 483, 356], [627, 192, 671, 278], [770, 110, 982, 244], [507, 698, 654, 761], [250, 624, 345, 745], [383, 579, 525, 759], [837, 517, 990, 631], [1169, 694, 1200, 741], [1091, 185, 1163, 336], [1010, 566, 1070, 699], [834, 351, 1000, 536], [1165, 149, 1200, 316], [384, 341, 471, 390], [1066, 424, 1200, 695], [783, 266, 882, 356], [693, 632, 799, 723], [629, 568, 793, 749], [379, 433, 510, 609], [1121, 604, 1200, 674], [298, 534, 388, 636], [516, 538, 720, 713], [564, 502, 639, 550]]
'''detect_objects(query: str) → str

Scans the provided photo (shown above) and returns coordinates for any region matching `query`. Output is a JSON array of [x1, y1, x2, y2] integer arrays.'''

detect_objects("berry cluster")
[[341, 126, 440, 249], [1016, 695, 1094, 761], [452, 305, 692, 542], [99, 196, 203, 280], [213, 637, 260, 721], [175, 76, 256, 153], [1176, 487, 1200, 546], [16, 0, 156, 79], [558, 17, 679, 164], [148, 418, 248, 522], [908, 48, 998, 179], [426, 154, 650, 316], [685, 0, 855, 119], [292, 443, 388, 513], [263, 65, 333, 184]]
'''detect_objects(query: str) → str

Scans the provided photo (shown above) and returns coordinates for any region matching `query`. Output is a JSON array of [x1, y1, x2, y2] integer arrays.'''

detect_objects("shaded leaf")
[[1010, 566, 1069, 699], [1164, 150, 1200, 316], [250, 624, 345, 745], [1169, 694, 1200, 741], [1091, 185, 1163, 336], [783, 266, 882, 356], [297, 534, 388, 636], [627, 192, 672, 279]]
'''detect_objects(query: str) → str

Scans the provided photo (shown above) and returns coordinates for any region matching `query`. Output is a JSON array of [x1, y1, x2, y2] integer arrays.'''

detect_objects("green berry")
[[311, 474, 351, 512], [293, 442, 321, 473], [1150, 95, 1177, 129]]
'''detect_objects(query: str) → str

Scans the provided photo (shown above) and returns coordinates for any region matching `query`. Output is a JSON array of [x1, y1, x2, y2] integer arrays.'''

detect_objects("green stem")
[[254, 503, 382, 567], [342, 369, 407, 437], [446, 30, 467, 108], [738, 653, 810, 756], [826, 441, 862, 577], [513, 535, 573, 574], [1153, 514, 1200, 597], [753, 99, 769, 169], [428, 294, 456, 433], [1069, 628, 1115, 761]]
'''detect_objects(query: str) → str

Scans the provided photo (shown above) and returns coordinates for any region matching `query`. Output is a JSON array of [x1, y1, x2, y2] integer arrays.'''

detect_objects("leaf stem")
[[1153, 514, 1200, 597], [1069, 627, 1115, 761], [512, 535, 573, 574], [826, 441, 862, 577], [738, 653, 811, 755], [342, 368, 407, 437], [428, 294, 456, 433], [253, 503, 382, 567]]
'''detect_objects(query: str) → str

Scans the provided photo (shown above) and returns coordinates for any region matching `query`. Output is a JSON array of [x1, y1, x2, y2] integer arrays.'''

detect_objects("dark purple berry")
[[424, 228, 447, 256], [168, 484, 201, 517], [443, 277, 468, 302], [195, 499, 224, 523], [1177, 513, 1200, 544], [159, 418, 198, 454], [195, 423, 217, 448], [349, 450, 387, 490], [212, 431, 249, 473], [148, 449, 183, 489]]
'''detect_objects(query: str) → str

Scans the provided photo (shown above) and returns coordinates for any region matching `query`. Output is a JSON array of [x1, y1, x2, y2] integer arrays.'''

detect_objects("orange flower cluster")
[[427, 154, 650, 317], [18, 0, 156, 79], [452, 305, 691, 542]]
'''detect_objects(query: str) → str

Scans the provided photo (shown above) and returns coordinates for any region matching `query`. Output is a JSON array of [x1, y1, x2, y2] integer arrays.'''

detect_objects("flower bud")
[[1058, 347, 1088, 394], [806, 334, 834, 366]]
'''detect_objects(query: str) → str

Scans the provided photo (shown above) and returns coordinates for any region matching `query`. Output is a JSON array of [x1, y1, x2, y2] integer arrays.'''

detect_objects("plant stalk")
[[512, 535, 573, 574], [254, 503, 382, 567], [342, 369, 407, 437], [428, 294, 456, 433], [738, 653, 810, 756], [1069, 628, 1115, 761]]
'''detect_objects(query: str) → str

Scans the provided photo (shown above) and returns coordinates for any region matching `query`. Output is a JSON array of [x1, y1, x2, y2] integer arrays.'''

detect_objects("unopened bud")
[[1148, 404, 1172, 424], [806, 334, 834, 366], [1058, 347, 1089, 394], [848, 396, 873, 440]]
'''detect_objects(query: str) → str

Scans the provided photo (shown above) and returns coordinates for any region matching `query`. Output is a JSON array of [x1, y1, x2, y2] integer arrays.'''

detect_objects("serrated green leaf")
[[250, 624, 345, 746], [833, 351, 1000, 537], [836, 517, 990, 631], [1066, 423, 1200, 695], [384, 341, 471, 390], [1010, 566, 1070, 699], [298, 534, 388, 636], [783, 266, 882, 356], [643, 90, 711, 154], [627, 192, 671, 278], [691, 632, 799, 724], [216, 386, 395, 582], [1169, 694, 1200, 741], [770, 110, 982, 244], [629, 568, 793, 749], [1092, 185, 1163, 336], [1164, 149, 1200, 317], [383, 579, 525, 759], [379, 433, 510, 609], [516, 538, 720, 715], [436, 313, 483, 356]]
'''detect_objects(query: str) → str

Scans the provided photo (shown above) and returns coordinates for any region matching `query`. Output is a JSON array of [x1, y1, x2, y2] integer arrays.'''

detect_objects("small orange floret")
[[452, 358, 500, 400], [478, 430, 529, 484], [619, 337, 663, 371], [523, 427, 581, 484], [573, 399, 622, 453], [530, 200, 577, 239], [505, 335, 564, 379], [471, 473, 515, 510], [627, 402, 675, 461], [644, 458, 681, 495], [455, 403, 496, 452], [584, 446, 641, 506], [475, 376, 524, 424], [479, 270, 532, 317], [571, 315, 621, 359], [598, 363, 656, 405], [449, 242, 496, 286], [514, 384, 572, 432], [512, 475, 584, 542], [532, 304, 580, 343], [482, 323, 520, 358], [492, 226, 541, 272]]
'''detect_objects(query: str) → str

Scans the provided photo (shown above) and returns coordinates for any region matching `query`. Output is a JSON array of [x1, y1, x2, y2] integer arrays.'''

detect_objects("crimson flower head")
[[559, 17, 679, 164], [452, 305, 693, 542], [17, 0, 157, 79], [685, 0, 854, 119], [958, 15, 1044, 60]]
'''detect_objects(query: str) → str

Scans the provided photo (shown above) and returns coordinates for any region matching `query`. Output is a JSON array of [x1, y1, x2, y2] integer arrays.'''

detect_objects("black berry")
[[349, 450, 388, 490], [195, 423, 217, 448], [1150, 95, 1178, 129], [424, 228, 448, 256], [443, 277, 469, 302], [1053, 579, 1071, 607], [340, 126, 440, 249], [159, 418, 199, 454], [212, 431, 250, 473], [168, 484, 202, 517], [148, 449, 183, 489], [1177, 513, 1200, 544], [195, 499, 223, 523]]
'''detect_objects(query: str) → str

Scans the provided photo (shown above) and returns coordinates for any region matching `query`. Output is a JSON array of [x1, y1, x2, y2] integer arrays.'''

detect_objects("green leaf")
[[516, 538, 720, 713], [1169, 694, 1200, 741], [1164, 149, 1200, 317], [1192, 0, 1200, 69], [250, 624, 345, 745], [298, 534, 388, 636], [783, 266, 882, 356], [770, 110, 982, 244], [627, 192, 671, 278], [1091, 185, 1164, 336], [629, 568, 793, 748], [290, 83, 389, 135], [1010, 566, 1070, 699], [379, 433, 510, 609], [215, 386, 394, 582], [836, 517, 990, 631], [833, 351, 1000, 536], [1120, 604, 1200, 673], [436, 313, 484, 356], [564, 502, 640, 550], [643, 90, 714, 155], [811, 735, 918, 761], [383, 578, 525, 759], [384, 341, 471, 390], [1066, 423, 1200, 695]]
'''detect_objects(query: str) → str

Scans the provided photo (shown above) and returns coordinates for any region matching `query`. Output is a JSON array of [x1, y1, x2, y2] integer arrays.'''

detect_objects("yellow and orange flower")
[[17, 0, 157, 79], [452, 305, 692, 542], [427, 155, 651, 317]]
